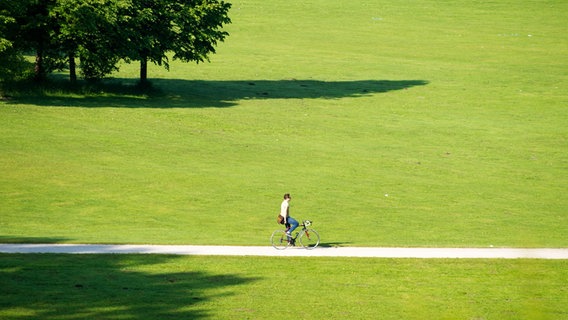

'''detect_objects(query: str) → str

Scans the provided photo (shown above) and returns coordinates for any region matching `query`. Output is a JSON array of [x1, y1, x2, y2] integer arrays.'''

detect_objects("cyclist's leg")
[[287, 217, 299, 234], [284, 223, 293, 244]]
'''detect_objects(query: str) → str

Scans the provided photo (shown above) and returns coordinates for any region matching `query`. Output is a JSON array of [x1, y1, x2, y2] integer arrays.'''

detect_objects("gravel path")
[[1, 244, 567, 259]]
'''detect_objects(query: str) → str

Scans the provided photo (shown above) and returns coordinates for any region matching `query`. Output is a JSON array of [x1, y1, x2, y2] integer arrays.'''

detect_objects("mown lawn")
[[1, 254, 567, 319], [1, 0, 567, 319], [0, 1, 566, 248]]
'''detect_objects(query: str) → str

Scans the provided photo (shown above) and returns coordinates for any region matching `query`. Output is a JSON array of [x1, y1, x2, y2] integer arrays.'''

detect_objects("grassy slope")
[[1, 2, 567, 319], [0, 0, 567, 247]]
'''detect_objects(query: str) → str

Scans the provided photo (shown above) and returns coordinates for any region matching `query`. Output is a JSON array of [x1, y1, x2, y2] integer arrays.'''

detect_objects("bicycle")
[[271, 220, 320, 250]]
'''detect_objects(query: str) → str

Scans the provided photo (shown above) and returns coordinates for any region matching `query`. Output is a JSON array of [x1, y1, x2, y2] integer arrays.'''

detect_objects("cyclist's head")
[[283, 193, 291, 200]]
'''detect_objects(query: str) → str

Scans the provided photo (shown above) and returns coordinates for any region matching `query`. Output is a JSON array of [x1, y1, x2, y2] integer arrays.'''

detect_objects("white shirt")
[[280, 199, 289, 223]]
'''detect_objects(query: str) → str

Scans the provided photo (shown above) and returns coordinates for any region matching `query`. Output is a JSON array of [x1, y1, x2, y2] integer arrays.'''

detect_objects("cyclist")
[[280, 193, 299, 239]]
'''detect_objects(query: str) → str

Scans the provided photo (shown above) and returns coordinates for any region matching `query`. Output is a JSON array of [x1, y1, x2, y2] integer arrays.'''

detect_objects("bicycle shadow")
[[318, 242, 352, 248]]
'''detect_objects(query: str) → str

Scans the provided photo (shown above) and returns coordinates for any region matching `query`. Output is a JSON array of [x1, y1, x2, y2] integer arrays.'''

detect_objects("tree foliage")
[[0, 0, 231, 83], [0, 9, 18, 81], [120, 0, 231, 82], [51, 0, 127, 81], [0, 2, 30, 82]]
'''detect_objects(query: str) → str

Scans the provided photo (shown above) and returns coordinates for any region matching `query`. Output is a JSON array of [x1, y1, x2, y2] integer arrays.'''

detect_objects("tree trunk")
[[69, 52, 77, 83], [34, 49, 45, 82], [140, 58, 148, 83]]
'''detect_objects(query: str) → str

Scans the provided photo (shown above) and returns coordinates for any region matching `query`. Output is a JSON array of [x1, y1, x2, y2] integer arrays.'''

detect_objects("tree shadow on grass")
[[0, 236, 72, 244], [4, 78, 428, 108], [0, 253, 259, 319]]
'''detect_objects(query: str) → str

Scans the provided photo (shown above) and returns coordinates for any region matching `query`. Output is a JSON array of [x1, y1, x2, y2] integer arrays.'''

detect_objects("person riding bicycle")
[[280, 193, 299, 239]]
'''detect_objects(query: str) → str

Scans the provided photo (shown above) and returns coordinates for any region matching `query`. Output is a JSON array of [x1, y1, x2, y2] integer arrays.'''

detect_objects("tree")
[[120, 0, 174, 83], [17, 0, 58, 81], [0, 38, 27, 83], [0, 0, 231, 83], [0, 1, 34, 83], [170, 0, 231, 64], [0, 10, 18, 82], [122, 0, 231, 83], [51, 0, 127, 81]]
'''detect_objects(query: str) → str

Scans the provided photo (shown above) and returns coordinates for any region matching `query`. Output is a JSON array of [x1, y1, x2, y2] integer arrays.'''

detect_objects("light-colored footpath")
[[1, 244, 567, 259]]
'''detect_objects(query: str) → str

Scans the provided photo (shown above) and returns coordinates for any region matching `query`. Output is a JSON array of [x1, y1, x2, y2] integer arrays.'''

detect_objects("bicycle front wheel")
[[271, 230, 291, 250], [299, 229, 320, 249]]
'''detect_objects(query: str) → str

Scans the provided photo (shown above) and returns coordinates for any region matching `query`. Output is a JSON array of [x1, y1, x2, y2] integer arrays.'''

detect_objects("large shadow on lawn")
[[0, 253, 259, 319], [6, 78, 428, 108], [0, 236, 71, 244]]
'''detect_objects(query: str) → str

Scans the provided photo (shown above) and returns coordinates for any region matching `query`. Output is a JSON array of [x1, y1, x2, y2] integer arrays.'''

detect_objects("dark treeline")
[[0, 0, 231, 84]]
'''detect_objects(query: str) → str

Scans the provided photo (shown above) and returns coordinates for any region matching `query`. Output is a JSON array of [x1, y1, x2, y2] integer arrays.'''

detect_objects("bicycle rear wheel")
[[271, 230, 291, 250], [299, 229, 320, 249]]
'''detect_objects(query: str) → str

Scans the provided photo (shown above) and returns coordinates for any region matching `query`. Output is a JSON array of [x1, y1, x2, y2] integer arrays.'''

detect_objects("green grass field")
[[1, 0, 567, 318], [1, 0, 566, 247], [1, 254, 567, 320]]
